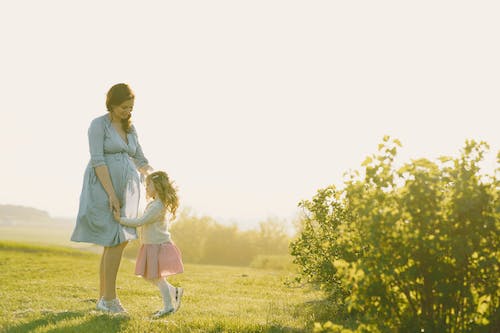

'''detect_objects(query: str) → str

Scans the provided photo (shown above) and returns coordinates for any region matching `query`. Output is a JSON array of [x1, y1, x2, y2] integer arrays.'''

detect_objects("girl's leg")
[[149, 278, 174, 310], [102, 241, 128, 301], [164, 279, 176, 296]]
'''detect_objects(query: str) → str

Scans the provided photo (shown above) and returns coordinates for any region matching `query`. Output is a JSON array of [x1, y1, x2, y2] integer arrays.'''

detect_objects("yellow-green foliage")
[[0, 241, 323, 332], [167, 214, 290, 266], [291, 138, 499, 332]]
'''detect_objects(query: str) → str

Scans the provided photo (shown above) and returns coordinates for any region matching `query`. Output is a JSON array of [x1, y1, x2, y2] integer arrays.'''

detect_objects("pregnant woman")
[[71, 83, 153, 313]]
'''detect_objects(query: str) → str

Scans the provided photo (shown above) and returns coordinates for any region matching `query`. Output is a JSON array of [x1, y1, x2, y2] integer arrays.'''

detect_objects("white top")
[[119, 199, 171, 244]]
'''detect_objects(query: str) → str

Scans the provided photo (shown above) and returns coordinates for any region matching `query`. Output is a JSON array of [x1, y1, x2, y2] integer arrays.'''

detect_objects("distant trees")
[[291, 137, 499, 333], [172, 214, 291, 266], [168, 211, 214, 264], [0, 205, 51, 224], [124, 211, 292, 267]]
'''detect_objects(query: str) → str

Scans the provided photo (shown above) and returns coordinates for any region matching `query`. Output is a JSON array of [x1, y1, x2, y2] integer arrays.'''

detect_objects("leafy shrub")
[[291, 137, 499, 332]]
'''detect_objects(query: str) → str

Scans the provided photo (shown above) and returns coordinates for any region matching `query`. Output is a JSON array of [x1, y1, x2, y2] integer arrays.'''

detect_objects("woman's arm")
[[88, 118, 120, 219], [119, 200, 163, 227], [94, 165, 120, 218], [130, 126, 151, 171]]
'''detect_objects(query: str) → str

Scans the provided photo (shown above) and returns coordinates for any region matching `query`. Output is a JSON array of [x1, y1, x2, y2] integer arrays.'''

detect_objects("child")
[[118, 171, 184, 317]]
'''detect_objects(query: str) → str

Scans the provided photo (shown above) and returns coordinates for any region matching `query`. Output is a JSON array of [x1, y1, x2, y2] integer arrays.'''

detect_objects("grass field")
[[0, 241, 326, 333]]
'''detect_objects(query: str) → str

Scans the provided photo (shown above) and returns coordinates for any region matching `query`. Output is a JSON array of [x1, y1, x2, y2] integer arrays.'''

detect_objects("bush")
[[290, 137, 499, 332]]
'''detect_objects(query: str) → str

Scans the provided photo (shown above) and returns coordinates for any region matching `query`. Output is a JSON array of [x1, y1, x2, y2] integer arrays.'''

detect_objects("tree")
[[256, 217, 290, 255], [170, 210, 215, 263]]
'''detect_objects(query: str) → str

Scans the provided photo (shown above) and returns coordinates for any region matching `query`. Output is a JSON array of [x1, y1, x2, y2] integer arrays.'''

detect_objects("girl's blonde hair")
[[146, 171, 179, 220]]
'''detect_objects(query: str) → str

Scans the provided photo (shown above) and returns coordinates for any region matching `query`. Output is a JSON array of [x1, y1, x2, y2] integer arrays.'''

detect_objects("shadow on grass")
[[297, 296, 356, 330], [293, 297, 348, 332], [4, 310, 130, 333], [202, 323, 307, 333], [262, 324, 307, 333]]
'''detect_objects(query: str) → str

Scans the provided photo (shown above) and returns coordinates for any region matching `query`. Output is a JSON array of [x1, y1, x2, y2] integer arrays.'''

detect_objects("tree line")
[[124, 212, 291, 267]]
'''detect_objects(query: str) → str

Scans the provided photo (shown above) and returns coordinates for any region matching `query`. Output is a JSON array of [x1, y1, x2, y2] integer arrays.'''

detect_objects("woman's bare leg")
[[102, 242, 128, 301], [99, 248, 106, 298]]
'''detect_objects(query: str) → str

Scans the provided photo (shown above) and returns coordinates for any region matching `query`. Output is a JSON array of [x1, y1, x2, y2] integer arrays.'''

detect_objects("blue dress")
[[71, 114, 149, 247]]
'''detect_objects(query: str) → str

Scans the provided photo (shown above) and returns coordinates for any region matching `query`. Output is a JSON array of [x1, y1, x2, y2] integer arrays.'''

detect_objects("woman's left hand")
[[138, 165, 153, 176], [138, 165, 154, 184]]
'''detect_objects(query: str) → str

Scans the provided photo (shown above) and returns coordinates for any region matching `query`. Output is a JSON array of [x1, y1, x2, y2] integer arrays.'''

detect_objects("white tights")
[[149, 278, 176, 310]]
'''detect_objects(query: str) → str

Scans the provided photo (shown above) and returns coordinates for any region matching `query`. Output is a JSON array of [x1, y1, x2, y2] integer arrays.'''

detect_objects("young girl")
[[118, 171, 184, 317]]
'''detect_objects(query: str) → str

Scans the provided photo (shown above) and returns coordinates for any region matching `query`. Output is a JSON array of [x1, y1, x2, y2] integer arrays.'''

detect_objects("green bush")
[[291, 137, 499, 332]]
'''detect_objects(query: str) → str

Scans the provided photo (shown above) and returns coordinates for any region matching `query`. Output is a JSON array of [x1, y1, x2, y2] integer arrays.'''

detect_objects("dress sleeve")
[[88, 118, 106, 167], [130, 126, 149, 169], [120, 200, 163, 227]]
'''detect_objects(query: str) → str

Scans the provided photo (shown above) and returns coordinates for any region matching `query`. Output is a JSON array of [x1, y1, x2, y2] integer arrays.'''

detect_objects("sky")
[[1, 1, 499, 230]]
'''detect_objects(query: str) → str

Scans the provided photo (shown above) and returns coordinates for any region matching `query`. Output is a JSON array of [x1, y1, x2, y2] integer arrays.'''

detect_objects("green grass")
[[0, 241, 325, 333]]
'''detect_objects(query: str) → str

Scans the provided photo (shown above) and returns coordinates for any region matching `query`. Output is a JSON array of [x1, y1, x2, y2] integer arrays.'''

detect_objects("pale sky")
[[1, 1, 499, 230]]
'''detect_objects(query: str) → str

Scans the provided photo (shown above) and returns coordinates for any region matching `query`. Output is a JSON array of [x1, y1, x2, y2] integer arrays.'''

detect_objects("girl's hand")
[[109, 195, 121, 221]]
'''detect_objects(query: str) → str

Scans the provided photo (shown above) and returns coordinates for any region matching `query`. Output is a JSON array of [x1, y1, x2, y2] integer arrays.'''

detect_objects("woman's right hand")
[[109, 195, 121, 221]]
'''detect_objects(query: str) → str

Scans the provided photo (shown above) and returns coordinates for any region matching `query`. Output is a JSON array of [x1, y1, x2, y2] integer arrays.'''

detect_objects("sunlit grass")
[[0, 241, 324, 332]]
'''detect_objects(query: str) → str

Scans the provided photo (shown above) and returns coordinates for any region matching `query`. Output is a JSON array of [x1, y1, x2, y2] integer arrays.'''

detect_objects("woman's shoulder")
[[89, 114, 110, 127], [129, 124, 138, 135]]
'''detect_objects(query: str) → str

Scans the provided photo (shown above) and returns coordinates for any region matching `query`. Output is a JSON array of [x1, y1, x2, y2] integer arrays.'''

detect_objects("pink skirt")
[[135, 242, 184, 279]]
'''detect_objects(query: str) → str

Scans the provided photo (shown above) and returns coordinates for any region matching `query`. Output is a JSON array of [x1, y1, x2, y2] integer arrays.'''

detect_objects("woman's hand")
[[109, 195, 121, 221], [138, 165, 154, 184], [113, 209, 121, 222], [138, 165, 154, 176]]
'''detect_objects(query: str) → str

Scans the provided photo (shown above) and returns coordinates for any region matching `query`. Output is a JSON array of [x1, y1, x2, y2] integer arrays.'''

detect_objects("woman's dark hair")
[[106, 83, 134, 133]]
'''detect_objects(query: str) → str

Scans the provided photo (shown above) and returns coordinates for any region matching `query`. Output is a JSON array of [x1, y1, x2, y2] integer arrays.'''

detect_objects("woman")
[[71, 83, 153, 313]]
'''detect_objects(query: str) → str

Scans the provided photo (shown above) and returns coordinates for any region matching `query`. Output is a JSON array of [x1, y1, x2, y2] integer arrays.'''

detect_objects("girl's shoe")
[[174, 287, 184, 312], [153, 307, 174, 318]]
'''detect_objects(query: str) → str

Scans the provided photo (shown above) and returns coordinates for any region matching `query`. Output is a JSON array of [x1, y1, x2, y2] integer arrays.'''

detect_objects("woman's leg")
[[99, 247, 106, 299], [103, 241, 128, 301]]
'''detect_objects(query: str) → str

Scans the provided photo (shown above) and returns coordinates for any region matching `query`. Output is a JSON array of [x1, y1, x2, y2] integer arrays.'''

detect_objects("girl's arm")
[[119, 200, 163, 227]]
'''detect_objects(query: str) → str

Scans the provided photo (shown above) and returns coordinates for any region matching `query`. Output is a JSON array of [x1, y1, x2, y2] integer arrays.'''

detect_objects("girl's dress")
[[120, 199, 184, 279], [71, 114, 149, 247]]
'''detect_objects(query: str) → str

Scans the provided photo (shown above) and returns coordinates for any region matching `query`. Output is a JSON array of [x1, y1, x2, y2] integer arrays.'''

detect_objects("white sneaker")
[[96, 297, 108, 311], [108, 298, 127, 313], [152, 307, 174, 318], [96, 298, 127, 314], [173, 287, 184, 313]]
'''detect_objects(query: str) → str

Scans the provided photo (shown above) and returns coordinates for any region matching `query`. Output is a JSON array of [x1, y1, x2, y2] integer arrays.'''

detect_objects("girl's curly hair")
[[146, 171, 179, 220]]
